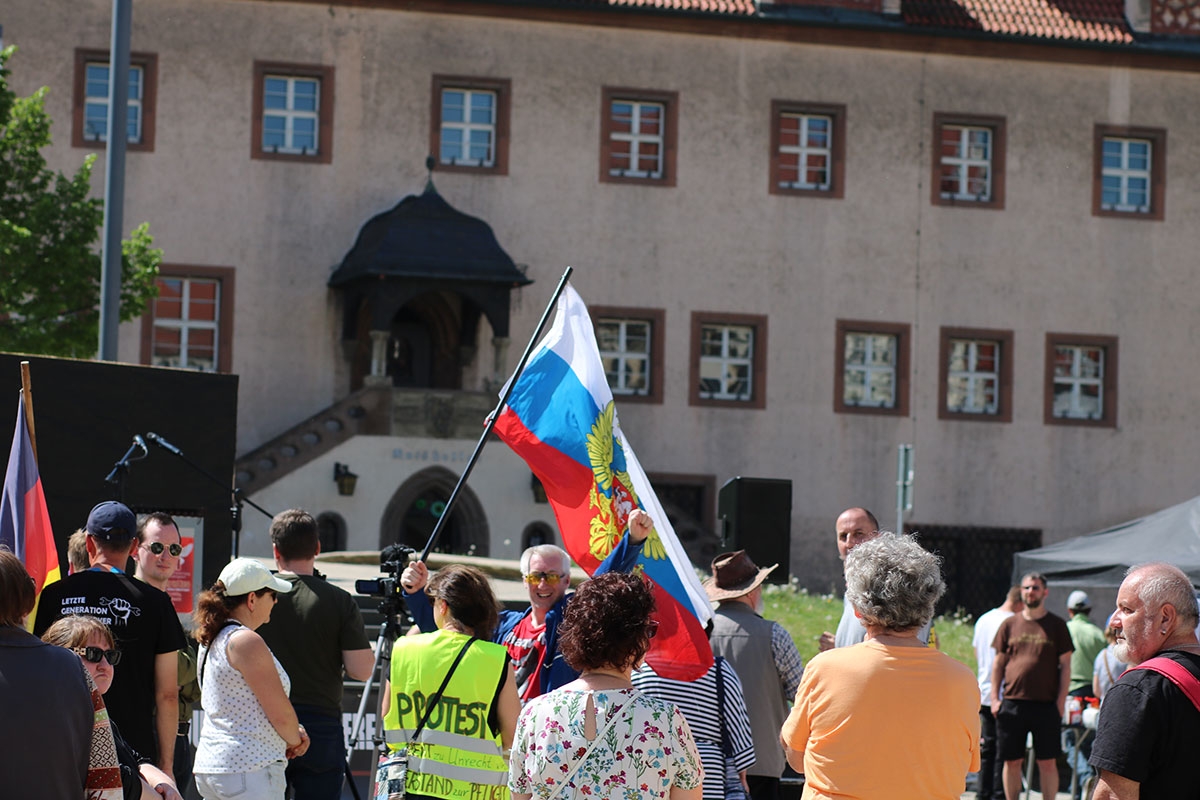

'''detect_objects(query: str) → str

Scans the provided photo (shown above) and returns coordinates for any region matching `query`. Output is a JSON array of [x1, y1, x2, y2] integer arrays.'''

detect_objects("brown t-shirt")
[[992, 612, 1073, 703]]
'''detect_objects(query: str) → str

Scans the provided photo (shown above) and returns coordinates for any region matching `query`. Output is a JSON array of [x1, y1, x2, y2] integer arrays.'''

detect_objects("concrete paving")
[[251, 549, 536, 605]]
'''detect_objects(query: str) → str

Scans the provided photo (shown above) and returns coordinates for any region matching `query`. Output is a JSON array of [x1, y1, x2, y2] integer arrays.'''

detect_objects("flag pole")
[[418, 266, 574, 562], [19, 361, 37, 461]]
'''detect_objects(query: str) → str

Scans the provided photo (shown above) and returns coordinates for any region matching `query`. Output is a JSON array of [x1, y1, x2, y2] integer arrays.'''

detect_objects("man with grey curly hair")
[[781, 533, 979, 799]]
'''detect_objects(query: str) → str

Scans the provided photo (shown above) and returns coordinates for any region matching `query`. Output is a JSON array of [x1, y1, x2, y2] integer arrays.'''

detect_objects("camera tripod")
[[344, 569, 412, 799]]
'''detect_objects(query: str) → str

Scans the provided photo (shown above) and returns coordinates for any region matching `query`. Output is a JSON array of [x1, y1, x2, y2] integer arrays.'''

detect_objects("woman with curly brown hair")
[[192, 558, 309, 800], [508, 571, 703, 800]]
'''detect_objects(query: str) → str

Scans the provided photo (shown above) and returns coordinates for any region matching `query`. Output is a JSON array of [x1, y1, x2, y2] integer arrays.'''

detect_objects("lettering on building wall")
[[391, 448, 468, 464]]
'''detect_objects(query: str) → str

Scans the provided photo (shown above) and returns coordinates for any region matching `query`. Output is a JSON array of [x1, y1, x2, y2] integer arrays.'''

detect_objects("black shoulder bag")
[[715, 656, 749, 800]]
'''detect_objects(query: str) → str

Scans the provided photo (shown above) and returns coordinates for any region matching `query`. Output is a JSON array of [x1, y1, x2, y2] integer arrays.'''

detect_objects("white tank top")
[[194, 622, 291, 774]]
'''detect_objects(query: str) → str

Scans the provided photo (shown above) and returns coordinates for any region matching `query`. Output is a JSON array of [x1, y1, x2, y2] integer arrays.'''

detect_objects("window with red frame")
[[151, 277, 221, 371]]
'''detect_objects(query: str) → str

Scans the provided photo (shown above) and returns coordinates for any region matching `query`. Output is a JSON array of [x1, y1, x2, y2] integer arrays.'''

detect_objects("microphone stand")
[[104, 438, 148, 504], [146, 434, 273, 558]]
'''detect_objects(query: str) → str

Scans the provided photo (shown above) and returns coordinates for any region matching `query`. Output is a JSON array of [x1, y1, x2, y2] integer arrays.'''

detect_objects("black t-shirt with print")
[[34, 569, 186, 762], [1089, 649, 1200, 798]]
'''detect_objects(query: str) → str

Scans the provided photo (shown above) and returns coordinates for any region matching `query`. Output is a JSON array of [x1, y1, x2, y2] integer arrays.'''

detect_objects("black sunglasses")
[[74, 646, 122, 666], [144, 541, 182, 557]]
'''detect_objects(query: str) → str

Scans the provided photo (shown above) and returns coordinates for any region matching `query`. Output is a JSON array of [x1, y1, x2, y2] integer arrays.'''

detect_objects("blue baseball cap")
[[86, 501, 137, 542]]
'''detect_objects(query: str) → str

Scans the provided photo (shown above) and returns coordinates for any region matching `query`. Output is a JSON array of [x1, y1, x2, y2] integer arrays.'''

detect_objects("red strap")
[[1127, 656, 1200, 713]]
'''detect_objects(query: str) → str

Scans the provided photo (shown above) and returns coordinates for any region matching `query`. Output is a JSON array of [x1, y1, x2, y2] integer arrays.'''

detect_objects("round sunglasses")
[[73, 645, 122, 666], [143, 541, 182, 557]]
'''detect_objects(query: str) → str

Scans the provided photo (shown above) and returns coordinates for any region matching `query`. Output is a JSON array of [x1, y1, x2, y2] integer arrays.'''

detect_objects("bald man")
[[1089, 562, 1200, 800], [819, 507, 931, 651]]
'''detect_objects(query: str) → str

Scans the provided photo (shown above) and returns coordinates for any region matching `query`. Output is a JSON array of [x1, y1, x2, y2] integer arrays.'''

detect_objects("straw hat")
[[703, 550, 777, 602]]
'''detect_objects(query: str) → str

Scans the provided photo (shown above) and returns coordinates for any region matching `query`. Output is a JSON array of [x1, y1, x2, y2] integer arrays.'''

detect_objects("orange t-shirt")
[[780, 639, 980, 800]]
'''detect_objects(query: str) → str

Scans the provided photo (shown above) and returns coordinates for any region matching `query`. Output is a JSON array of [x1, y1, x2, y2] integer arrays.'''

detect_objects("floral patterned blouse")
[[508, 687, 703, 799]]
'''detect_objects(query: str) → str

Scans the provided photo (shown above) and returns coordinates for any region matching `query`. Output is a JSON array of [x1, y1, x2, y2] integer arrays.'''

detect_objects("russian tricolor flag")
[[495, 285, 714, 681], [0, 397, 60, 629]]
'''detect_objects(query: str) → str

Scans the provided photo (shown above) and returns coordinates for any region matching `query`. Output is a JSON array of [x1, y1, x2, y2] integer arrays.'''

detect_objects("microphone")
[[133, 434, 147, 452], [145, 432, 184, 456]]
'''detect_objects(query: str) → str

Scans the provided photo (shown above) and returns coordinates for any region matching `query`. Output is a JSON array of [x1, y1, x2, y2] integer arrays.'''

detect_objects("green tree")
[[0, 45, 161, 358]]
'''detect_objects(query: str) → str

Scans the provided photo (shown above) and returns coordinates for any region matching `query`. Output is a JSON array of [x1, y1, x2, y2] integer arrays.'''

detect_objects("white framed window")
[[596, 318, 651, 396], [947, 338, 1000, 414], [777, 112, 832, 191], [151, 277, 221, 372], [1052, 345, 1104, 420], [440, 88, 496, 167], [843, 332, 897, 408], [608, 100, 664, 179], [262, 76, 320, 155], [83, 61, 143, 143], [939, 125, 992, 201], [1100, 137, 1151, 213], [698, 324, 754, 401]]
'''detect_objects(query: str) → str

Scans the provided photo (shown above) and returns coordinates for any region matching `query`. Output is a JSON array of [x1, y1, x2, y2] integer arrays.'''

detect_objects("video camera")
[[355, 543, 415, 599]]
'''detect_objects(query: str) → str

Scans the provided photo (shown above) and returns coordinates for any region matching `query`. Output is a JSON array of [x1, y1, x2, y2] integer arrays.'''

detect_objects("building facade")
[[5, 0, 1200, 597]]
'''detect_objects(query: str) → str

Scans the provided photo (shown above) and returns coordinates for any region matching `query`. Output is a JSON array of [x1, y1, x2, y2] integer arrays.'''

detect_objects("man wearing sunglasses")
[[133, 512, 202, 798], [34, 501, 186, 779], [402, 508, 654, 702]]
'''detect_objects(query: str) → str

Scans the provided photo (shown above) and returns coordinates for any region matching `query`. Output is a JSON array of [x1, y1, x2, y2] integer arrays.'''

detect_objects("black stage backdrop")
[[1, 352, 238, 588]]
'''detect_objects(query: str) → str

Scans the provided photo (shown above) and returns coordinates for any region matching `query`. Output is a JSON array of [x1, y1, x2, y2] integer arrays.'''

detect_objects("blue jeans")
[[286, 706, 346, 800], [1062, 728, 1092, 800]]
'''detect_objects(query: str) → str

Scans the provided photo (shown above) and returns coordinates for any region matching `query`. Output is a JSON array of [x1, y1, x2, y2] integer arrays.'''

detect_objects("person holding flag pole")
[[0, 362, 62, 629], [401, 274, 713, 701], [402, 506, 654, 701], [491, 282, 714, 682]]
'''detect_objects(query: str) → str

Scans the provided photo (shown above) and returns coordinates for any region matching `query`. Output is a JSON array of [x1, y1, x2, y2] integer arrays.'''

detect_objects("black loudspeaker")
[[718, 477, 792, 585]]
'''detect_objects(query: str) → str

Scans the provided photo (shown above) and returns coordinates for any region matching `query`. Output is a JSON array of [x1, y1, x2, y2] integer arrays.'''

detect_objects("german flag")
[[0, 395, 60, 629]]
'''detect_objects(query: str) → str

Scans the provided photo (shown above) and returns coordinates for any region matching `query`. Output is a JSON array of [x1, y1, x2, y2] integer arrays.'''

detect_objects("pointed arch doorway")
[[379, 466, 490, 557]]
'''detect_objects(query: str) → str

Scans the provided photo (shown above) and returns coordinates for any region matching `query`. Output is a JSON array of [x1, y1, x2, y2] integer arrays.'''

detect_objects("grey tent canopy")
[[1014, 494, 1200, 591]]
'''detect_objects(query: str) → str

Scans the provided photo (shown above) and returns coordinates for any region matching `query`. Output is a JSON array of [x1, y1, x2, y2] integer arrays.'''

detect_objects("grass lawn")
[[761, 584, 978, 673]]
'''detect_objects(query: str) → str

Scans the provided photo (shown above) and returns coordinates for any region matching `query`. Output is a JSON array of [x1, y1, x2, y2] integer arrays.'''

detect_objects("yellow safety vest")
[[383, 630, 508, 800]]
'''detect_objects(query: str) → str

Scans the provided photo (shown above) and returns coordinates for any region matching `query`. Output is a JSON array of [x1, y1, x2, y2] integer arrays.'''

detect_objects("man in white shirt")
[[973, 587, 1023, 800]]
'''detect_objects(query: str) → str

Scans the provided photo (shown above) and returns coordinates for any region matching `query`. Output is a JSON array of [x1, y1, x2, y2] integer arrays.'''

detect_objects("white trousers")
[[194, 761, 287, 800]]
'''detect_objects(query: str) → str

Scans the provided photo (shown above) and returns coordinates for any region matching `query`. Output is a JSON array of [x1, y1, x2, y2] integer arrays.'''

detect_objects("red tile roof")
[[571, 0, 756, 14], [902, 0, 1134, 43], [618, 0, 756, 11], [549, 0, 1138, 43]]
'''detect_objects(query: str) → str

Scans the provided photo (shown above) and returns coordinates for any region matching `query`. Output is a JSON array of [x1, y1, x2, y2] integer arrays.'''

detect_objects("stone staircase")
[[233, 387, 500, 496], [233, 387, 392, 496]]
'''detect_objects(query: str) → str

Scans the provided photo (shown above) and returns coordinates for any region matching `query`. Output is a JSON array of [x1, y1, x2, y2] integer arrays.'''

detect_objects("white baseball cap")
[[1067, 590, 1091, 610], [218, 558, 293, 596]]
